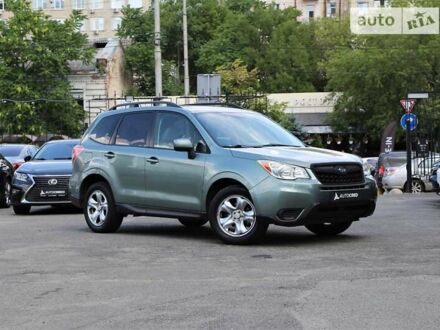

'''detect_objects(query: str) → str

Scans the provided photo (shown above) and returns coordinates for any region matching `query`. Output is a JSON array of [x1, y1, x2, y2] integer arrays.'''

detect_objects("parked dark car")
[[0, 144, 39, 170], [0, 153, 13, 208], [11, 139, 80, 215]]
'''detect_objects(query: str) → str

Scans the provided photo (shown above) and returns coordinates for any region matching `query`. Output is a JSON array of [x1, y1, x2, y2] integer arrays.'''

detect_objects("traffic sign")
[[400, 99, 416, 113], [400, 113, 417, 131]]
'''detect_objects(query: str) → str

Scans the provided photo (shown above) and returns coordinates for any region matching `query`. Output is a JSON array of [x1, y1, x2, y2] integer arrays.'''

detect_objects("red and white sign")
[[400, 99, 416, 113]]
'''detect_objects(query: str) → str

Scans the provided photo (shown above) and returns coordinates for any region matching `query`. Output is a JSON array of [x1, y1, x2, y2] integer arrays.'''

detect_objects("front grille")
[[26, 176, 70, 203], [311, 163, 364, 186]]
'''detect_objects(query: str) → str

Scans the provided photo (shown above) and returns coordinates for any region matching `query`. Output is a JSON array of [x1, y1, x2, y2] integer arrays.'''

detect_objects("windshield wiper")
[[222, 145, 253, 148], [34, 158, 45, 160], [255, 144, 300, 148], [54, 157, 72, 160]]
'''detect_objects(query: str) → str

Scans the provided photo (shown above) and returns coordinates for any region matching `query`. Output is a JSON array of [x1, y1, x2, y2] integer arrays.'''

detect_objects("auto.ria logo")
[[351, 7, 439, 35]]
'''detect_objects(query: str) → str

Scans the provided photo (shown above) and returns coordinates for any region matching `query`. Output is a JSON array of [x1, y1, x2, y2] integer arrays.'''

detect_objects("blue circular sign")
[[400, 113, 417, 131]]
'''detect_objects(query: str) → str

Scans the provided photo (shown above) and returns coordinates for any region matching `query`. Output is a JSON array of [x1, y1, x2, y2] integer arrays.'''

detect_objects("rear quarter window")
[[89, 114, 121, 144]]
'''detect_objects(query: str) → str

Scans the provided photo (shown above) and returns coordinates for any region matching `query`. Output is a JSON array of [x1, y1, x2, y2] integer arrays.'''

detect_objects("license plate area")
[[330, 190, 361, 202], [40, 190, 66, 197]]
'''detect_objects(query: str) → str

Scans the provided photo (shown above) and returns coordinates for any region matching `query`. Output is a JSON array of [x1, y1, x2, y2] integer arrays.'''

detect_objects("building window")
[[111, 0, 124, 9], [112, 17, 122, 30], [52, 0, 64, 9], [305, 4, 314, 20], [357, 1, 369, 8], [90, 17, 104, 31], [327, 1, 336, 17], [0, 0, 4, 11], [32, 0, 48, 10], [89, 0, 103, 10], [128, 0, 142, 9], [73, 0, 85, 10]]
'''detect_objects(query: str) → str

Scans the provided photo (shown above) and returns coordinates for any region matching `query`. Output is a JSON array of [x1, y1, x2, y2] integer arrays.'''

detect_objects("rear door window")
[[89, 114, 121, 144], [114, 112, 154, 147]]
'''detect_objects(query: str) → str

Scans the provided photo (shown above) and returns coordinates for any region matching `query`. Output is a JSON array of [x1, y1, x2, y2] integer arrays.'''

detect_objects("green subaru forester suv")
[[70, 102, 377, 244]]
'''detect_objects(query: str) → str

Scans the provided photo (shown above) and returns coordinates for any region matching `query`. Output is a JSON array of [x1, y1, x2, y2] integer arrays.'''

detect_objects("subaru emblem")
[[336, 166, 347, 175], [48, 179, 58, 185]]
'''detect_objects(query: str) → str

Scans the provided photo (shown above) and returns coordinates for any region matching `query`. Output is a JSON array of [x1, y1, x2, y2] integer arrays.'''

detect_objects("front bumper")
[[11, 174, 72, 206], [250, 176, 377, 227]]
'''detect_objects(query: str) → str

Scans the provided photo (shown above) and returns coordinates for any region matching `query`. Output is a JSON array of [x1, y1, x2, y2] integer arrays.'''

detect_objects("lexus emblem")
[[336, 166, 347, 175], [48, 179, 58, 185]]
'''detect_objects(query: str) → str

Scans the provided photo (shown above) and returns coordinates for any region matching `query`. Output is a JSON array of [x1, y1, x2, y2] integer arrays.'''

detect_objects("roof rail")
[[183, 102, 244, 109], [108, 101, 181, 111]]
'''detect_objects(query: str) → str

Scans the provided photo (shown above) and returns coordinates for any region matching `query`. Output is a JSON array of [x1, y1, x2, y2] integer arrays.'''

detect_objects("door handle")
[[146, 157, 159, 164], [104, 152, 115, 159]]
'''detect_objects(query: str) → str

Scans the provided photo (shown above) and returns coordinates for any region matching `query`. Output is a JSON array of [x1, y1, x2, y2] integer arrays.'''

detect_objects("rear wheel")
[[305, 221, 352, 236], [84, 182, 123, 233], [0, 179, 11, 208], [13, 205, 31, 215], [404, 179, 424, 194], [208, 186, 268, 244], [178, 218, 208, 227]]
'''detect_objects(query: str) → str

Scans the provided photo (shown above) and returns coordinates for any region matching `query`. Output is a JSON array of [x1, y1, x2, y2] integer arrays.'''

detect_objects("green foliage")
[[119, 0, 316, 95], [0, 0, 93, 137]]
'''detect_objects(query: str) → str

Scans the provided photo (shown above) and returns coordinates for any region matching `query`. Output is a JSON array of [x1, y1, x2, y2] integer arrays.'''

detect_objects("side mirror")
[[173, 138, 196, 159], [24, 155, 32, 162]]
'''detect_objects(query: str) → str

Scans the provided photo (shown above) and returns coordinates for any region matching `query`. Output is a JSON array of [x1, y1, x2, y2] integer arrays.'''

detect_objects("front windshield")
[[0, 145, 24, 157], [195, 112, 304, 148], [33, 142, 77, 160]]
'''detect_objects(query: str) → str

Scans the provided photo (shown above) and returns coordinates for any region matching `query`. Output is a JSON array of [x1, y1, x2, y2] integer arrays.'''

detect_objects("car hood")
[[5, 156, 22, 164], [230, 146, 361, 167], [16, 160, 72, 176]]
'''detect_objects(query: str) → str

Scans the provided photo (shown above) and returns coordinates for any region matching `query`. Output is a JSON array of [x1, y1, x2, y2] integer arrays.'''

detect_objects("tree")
[[0, 0, 93, 137]]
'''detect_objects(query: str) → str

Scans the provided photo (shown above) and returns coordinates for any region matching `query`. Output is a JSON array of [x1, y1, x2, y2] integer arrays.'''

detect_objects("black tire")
[[84, 182, 123, 233], [305, 221, 352, 236], [178, 218, 208, 227], [0, 178, 11, 208], [208, 185, 268, 244], [13, 205, 31, 215]]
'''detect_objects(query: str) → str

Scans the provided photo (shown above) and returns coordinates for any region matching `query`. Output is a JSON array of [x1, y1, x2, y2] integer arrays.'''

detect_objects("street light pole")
[[183, 0, 190, 96], [154, 0, 163, 97]]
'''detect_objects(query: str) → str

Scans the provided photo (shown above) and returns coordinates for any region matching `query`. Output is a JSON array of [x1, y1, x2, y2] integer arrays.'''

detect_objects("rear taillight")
[[378, 165, 385, 177], [72, 145, 84, 162], [12, 161, 24, 171]]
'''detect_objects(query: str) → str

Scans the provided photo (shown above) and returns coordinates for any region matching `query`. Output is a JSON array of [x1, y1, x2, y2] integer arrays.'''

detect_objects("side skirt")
[[116, 203, 206, 219]]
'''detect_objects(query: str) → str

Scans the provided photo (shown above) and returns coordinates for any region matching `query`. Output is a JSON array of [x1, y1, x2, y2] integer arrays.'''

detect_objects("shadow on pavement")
[[112, 220, 364, 246]]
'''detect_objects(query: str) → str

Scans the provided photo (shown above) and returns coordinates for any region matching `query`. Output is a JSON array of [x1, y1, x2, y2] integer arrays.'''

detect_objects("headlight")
[[258, 160, 310, 180], [14, 172, 30, 181], [13, 172, 33, 190]]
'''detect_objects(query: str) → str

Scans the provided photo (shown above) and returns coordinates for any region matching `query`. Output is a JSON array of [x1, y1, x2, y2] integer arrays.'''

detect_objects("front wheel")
[[84, 182, 123, 233], [305, 221, 352, 236], [208, 186, 268, 244], [0, 179, 11, 208]]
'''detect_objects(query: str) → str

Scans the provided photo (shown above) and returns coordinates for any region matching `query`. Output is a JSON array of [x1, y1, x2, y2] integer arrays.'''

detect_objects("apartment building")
[[0, 0, 151, 40], [267, 0, 387, 21]]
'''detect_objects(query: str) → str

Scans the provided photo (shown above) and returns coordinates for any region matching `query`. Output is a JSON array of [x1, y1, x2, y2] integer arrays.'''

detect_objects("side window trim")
[[152, 111, 208, 153]]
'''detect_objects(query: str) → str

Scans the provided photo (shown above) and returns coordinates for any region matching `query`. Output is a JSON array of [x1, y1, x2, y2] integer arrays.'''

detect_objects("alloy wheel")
[[412, 181, 423, 194], [4, 181, 11, 206], [216, 195, 256, 237], [87, 190, 108, 226]]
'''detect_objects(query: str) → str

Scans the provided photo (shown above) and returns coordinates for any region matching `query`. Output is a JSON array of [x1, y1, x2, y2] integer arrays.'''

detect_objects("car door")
[[107, 111, 155, 205], [145, 111, 207, 212]]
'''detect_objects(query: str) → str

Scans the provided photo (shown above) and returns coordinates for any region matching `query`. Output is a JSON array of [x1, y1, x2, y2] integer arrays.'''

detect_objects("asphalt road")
[[1, 194, 440, 330]]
